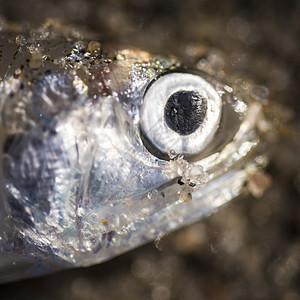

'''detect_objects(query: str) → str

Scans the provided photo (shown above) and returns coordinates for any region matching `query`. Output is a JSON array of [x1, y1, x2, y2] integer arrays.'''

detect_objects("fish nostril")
[[164, 90, 207, 136]]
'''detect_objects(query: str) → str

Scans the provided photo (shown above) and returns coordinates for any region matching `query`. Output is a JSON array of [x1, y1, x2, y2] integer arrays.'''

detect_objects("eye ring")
[[139, 72, 222, 158]]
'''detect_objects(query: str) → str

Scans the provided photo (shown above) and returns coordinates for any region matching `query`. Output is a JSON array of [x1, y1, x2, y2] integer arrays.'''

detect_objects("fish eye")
[[140, 72, 222, 158]]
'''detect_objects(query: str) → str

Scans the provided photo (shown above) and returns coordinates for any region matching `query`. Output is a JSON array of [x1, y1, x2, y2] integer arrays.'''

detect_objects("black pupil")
[[164, 90, 207, 135]]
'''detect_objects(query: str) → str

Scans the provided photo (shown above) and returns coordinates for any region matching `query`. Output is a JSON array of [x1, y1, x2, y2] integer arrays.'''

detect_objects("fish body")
[[0, 24, 270, 282]]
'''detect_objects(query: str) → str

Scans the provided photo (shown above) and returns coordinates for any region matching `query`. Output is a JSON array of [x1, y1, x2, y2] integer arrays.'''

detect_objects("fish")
[[0, 22, 271, 282]]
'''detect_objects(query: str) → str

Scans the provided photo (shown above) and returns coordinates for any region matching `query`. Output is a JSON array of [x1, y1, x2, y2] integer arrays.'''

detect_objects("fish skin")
[[0, 24, 269, 282]]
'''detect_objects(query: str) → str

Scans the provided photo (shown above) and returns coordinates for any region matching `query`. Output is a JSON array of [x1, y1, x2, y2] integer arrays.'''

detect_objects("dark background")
[[0, 0, 299, 299]]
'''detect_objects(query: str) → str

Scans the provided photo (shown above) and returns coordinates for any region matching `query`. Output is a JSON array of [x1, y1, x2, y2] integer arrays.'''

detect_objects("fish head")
[[0, 32, 269, 273]]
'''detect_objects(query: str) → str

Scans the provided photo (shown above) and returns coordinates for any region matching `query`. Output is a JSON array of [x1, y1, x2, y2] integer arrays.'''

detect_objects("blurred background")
[[0, 0, 299, 299]]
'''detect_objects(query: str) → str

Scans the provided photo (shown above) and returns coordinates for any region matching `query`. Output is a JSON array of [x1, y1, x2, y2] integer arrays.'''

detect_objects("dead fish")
[[0, 23, 271, 282]]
